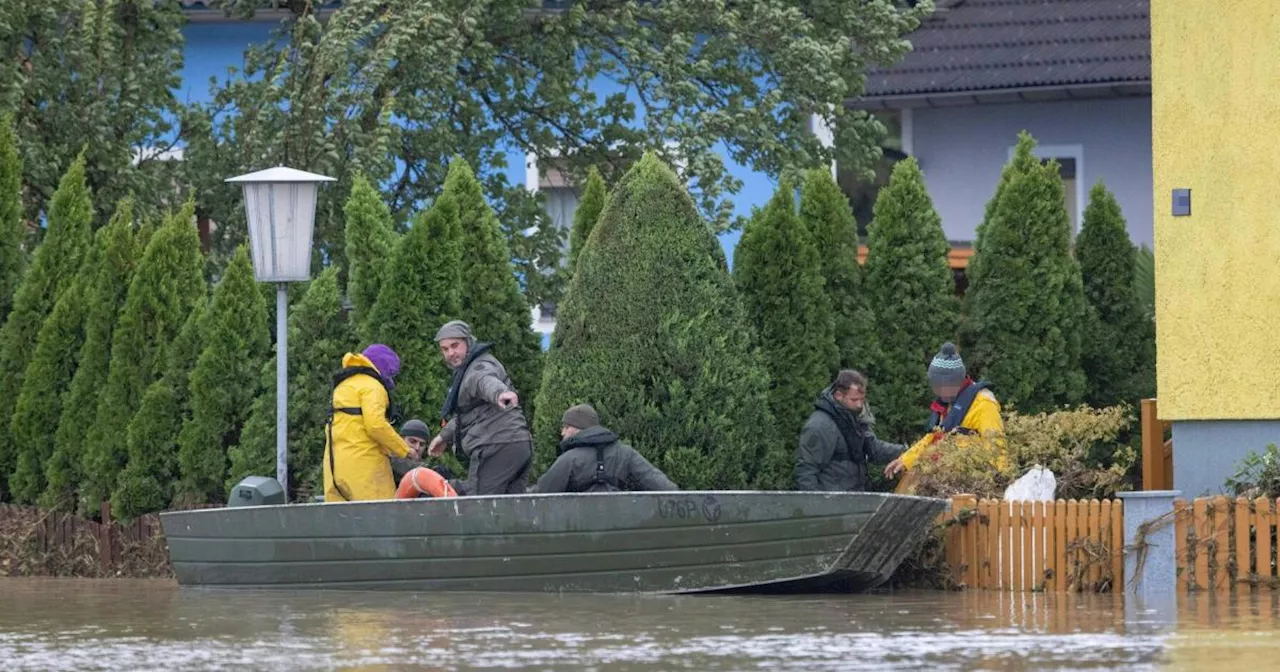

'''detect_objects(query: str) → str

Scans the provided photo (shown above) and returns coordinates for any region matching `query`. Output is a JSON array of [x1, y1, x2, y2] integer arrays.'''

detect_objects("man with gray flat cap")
[[427, 320, 533, 495]]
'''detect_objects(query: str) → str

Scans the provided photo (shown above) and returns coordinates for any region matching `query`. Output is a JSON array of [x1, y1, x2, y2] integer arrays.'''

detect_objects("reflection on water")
[[1, 578, 1278, 670]]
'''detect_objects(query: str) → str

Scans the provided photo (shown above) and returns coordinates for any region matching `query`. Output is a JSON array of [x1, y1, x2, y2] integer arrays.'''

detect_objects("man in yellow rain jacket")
[[885, 342, 1005, 491], [323, 344, 421, 501]]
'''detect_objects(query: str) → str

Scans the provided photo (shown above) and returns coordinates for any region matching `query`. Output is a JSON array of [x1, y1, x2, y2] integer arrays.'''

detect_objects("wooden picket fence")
[[942, 494, 1124, 592], [1173, 495, 1280, 593]]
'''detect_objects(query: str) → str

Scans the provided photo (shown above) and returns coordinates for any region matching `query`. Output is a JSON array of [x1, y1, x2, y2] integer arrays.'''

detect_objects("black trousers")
[[455, 440, 533, 496]]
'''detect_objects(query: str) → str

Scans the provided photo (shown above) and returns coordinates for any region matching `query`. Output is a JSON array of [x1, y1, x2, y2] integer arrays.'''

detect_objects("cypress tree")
[[0, 115, 23, 326], [965, 132, 1087, 413], [80, 201, 205, 513], [799, 167, 879, 372], [226, 266, 356, 499], [567, 166, 607, 278], [534, 153, 777, 489], [1077, 182, 1155, 408], [10, 201, 137, 503], [445, 158, 543, 422], [174, 247, 271, 505], [343, 173, 398, 341], [367, 196, 463, 420], [734, 182, 838, 437], [41, 212, 145, 510], [863, 158, 960, 442], [0, 153, 92, 500], [112, 296, 207, 519]]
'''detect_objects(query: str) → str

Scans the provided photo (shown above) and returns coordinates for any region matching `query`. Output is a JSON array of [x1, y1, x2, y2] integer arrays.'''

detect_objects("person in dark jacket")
[[391, 419, 455, 484], [535, 403, 678, 493], [795, 370, 906, 492], [427, 320, 533, 495]]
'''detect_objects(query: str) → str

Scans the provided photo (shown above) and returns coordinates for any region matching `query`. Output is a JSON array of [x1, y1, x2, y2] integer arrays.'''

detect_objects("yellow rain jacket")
[[323, 353, 411, 502], [899, 384, 1007, 473]]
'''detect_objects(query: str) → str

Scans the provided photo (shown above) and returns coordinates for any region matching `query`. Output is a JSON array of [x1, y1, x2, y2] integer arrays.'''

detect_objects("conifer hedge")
[[0, 154, 92, 501], [174, 247, 271, 505], [343, 173, 398, 342], [534, 153, 777, 489], [566, 166, 606, 279], [734, 182, 837, 438], [799, 167, 878, 373], [863, 158, 959, 442], [367, 195, 462, 421], [964, 132, 1086, 413], [81, 201, 205, 514], [1077, 182, 1155, 408], [0, 114, 23, 326]]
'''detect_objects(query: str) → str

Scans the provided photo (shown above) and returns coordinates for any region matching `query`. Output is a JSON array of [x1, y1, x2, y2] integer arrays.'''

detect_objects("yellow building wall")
[[1153, 0, 1280, 420]]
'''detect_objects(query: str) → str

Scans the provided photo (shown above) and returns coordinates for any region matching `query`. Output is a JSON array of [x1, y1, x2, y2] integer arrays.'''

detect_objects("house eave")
[[847, 81, 1152, 110]]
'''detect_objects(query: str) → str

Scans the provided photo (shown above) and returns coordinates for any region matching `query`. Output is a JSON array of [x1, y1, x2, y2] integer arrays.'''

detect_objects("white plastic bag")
[[1003, 465, 1057, 501]]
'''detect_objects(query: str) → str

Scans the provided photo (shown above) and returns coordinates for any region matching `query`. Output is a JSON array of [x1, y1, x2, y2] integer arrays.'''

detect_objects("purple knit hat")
[[362, 344, 401, 389]]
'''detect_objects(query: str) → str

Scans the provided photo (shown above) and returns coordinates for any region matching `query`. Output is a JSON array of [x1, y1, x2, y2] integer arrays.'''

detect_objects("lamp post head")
[[226, 166, 336, 283]]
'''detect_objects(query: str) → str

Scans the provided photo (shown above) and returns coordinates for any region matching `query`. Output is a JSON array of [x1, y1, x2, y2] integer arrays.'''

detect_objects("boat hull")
[[159, 491, 944, 594]]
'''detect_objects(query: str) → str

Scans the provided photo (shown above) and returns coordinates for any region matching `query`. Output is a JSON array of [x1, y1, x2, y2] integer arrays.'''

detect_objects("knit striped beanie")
[[927, 342, 967, 389]]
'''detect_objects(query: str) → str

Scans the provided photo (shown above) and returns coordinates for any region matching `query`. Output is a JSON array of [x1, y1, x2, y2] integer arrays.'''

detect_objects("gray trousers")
[[455, 440, 533, 496]]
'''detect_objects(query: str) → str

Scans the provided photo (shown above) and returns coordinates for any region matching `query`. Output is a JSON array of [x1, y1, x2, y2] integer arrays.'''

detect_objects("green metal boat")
[[159, 490, 945, 593]]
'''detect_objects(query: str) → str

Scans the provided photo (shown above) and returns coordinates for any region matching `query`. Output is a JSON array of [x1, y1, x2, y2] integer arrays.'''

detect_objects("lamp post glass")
[[226, 167, 336, 496]]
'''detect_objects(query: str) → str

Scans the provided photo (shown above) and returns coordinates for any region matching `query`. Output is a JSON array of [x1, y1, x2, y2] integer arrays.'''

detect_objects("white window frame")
[[1008, 143, 1085, 235]]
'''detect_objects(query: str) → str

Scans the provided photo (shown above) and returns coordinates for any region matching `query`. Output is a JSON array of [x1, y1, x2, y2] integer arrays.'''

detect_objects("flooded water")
[[1, 579, 1278, 670]]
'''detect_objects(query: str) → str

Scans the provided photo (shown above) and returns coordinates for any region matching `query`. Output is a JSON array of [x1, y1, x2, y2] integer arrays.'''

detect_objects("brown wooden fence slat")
[[1174, 498, 1189, 593], [1213, 496, 1231, 593], [1054, 500, 1067, 592], [988, 499, 1002, 590], [1110, 500, 1123, 590], [1193, 498, 1209, 591], [1261, 498, 1276, 586], [1236, 497, 1251, 586]]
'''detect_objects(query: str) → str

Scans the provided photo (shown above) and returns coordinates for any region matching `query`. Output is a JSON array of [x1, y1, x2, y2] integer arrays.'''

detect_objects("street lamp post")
[[226, 167, 336, 495]]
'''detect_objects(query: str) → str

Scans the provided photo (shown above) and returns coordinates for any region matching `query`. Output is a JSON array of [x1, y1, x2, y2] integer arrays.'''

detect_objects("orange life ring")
[[395, 467, 459, 499]]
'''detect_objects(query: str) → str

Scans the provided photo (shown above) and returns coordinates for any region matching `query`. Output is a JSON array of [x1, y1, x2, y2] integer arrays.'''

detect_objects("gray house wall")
[[1172, 421, 1280, 498], [910, 97, 1153, 247]]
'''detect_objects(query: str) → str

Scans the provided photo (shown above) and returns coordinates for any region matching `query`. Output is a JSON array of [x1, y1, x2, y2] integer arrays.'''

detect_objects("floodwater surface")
[[1, 578, 1278, 670]]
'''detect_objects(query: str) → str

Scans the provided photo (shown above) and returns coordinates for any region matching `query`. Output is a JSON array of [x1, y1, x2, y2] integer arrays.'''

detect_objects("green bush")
[[367, 194, 462, 420], [0, 114, 24, 326], [566, 166, 606, 280], [799, 167, 878, 373], [1077, 182, 1155, 408], [964, 132, 1086, 413], [227, 266, 357, 499], [174, 247, 271, 506], [112, 297, 207, 519], [862, 158, 959, 442], [445, 157, 543, 423], [80, 201, 205, 514], [42, 208, 145, 510], [0, 153, 92, 501], [734, 181, 837, 438], [343, 172, 398, 342], [534, 153, 778, 489], [10, 202, 137, 503], [1225, 444, 1280, 500]]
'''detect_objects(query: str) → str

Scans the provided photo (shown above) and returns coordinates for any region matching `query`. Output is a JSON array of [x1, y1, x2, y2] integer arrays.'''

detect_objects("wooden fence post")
[[1141, 399, 1167, 490]]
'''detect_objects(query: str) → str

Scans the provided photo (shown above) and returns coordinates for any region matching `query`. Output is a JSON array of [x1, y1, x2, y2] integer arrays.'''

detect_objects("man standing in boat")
[[323, 344, 422, 502], [427, 320, 533, 495], [534, 403, 678, 493], [795, 370, 908, 492], [883, 342, 1006, 492]]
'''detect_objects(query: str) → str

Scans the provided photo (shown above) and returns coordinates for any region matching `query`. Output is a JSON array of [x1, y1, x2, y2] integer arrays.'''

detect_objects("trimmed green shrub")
[[343, 172, 398, 342], [566, 166, 606, 279], [445, 157, 543, 422], [1077, 182, 1155, 408], [735, 181, 838, 438], [112, 297, 208, 519], [965, 132, 1087, 413], [226, 266, 356, 500], [0, 114, 24, 326], [534, 153, 777, 489], [0, 153, 92, 500], [174, 246, 271, 505], [80, 201, 205, 514], [862, 158, 959, 443], [10, 202, 137, 502], [367, 195, 463, 421], [42, 211, 145, 510]]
